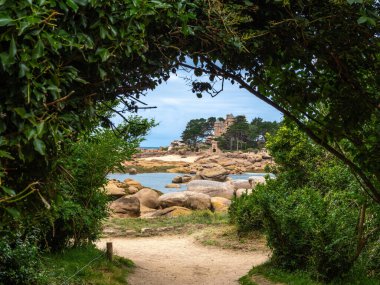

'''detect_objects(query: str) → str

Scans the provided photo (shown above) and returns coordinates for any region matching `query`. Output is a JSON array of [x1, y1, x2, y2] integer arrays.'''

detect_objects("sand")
[[139, 155, 200, 163], [97, 235, 269, 285]]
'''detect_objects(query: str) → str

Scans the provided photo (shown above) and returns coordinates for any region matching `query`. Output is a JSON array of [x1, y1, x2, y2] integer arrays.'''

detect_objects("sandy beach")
[[139, 154, 200, 163]]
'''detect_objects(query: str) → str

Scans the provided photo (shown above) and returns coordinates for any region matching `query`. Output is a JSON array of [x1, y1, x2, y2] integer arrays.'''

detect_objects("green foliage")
[[0, 231, 43, 285], [43, 117, 155, 250], [231, 122, 380, 281], [41, 245, 134, 285], [218, 116, 280, 150], [229, 193, 263, 233], [181, 117, 215, 148]]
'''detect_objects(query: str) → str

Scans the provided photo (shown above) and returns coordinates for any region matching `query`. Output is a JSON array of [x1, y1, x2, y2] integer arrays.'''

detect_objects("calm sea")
[[107, 172, 271, 194]]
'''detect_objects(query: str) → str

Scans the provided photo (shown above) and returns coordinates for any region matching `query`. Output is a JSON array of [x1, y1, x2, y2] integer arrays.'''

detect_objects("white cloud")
[[124, 74, 283, 147]]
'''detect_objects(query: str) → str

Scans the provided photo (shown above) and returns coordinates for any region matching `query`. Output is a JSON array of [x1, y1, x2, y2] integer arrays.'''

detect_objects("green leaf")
[[9, 36, 17, 62], [36, 121, 45, 136], [14, 107, 28, 118], [33, 138, 46, 155], [357, 16, 367, 24], [99, 67, 107, 80], [0, 150, 14, 159], [0, 0, 7, 5], [96, 47, 110, 62], [66, 0, 79, 11], [1, 185, 15, 196], [32, 38, 45, 59], [5, 207, 21, 218], [0, 14, 12, 26], [18, 63, 29, 78]]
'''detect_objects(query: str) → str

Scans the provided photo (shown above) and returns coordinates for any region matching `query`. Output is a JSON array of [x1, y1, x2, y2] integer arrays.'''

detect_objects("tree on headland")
[[250, 118, 280, 148], [181, 117, 215, 149]]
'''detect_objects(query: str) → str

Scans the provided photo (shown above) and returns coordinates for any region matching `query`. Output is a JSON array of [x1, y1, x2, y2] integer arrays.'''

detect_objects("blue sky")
[[125, 73, 283, 147]]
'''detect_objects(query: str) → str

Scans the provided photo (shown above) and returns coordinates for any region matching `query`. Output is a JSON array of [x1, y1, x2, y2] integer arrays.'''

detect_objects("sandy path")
[[97, 235, 269, 285], [139, 155, 200, 163]]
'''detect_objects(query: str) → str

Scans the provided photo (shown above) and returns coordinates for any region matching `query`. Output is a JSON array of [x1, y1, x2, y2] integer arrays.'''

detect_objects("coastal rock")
[[124, 179, 143, 190], [110, 196, 140, 217], [232, 179, 252, 190], [165, 183, 181, 188], [158, 191, 211, 210], [199, 164, 229, 182], [128, 186, 139, 194], [249, 176, 267, 187], [172, 176, 183, 183], [148, 206, 192, 218], [104, 181, 126, 198], [182, 175, 192, 183], [236, 188, 253, 198], [211, 197, 231, 212], [128, 168, 138, 175], [187, 180, 234, 199], [133, 188, 160, 209]]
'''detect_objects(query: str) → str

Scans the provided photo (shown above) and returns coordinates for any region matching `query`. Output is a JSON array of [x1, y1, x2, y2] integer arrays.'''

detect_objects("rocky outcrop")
[[172, 175, 193, 183], [129, 168, 138, 175], [133, 188, 160, 209], [232, 179, 251, 190], [124, 179, 143, 190], [104, 181, 127, 198], [249, 176, 267, 187], [146, 206, 193, 218], [199, 164, 229, 182], [187, 180, 234, 199], [165, 183, 181, 188], [158, 191, 211, 210], [110, 196, 140, 217], [211, 197, 231, 212]]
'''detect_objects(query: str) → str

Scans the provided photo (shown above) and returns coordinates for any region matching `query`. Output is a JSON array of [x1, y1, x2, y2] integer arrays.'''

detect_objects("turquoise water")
[[107, 172, 271, 194]]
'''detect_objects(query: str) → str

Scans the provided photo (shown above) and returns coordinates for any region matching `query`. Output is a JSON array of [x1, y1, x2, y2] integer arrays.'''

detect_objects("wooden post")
[[106, 242, 113, 262]]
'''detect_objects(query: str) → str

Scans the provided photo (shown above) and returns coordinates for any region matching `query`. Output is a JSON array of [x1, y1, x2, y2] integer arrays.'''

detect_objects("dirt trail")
[[98, 235, 269, 285]]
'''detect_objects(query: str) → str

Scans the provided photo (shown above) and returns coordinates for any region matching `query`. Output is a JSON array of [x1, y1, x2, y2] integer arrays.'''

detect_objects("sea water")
[[107, 172, 271, 194]]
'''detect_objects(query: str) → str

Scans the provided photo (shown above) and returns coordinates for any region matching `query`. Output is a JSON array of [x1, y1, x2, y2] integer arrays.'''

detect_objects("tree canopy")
[[181, 117, 215, 148], [0, 0, 379, 209]]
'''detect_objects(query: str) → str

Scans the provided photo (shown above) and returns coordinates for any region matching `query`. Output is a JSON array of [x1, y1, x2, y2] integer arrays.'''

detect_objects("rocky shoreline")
[[105, 150, 273, 219], [123, 150, 274, 174]]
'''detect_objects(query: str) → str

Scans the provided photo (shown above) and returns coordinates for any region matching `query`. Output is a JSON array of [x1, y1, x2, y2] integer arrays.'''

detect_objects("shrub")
[[0, 231, 43, 285], [229, 193, 263, 233]]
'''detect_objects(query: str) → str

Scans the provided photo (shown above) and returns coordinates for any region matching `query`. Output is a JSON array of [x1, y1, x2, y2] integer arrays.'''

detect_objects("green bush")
[[230, 123, 380, 282], [43, 119, 154, 250], [0, 231, 43, 285], [229, 193, 263, 233], [257, 183, 359, 281]]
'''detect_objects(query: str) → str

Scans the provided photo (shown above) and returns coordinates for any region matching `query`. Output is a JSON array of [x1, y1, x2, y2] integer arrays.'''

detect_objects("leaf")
[[0, 0, 7, 5], [14, 107, 28, 118], [66, 0, 79, 11], [5, 207, 20, 218], [357, 16, 367, 24], [1, 185, 15, 196], [0, 150, 14, 159], [0, 14, 12, 26], [32, 38, 45, 59], [33, 138, 46, 155], [9, 36, 17, 62], [96, 47, 110, 62]]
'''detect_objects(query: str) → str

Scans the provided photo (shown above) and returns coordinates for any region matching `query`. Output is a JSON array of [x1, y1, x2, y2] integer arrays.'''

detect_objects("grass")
[[41, 245, 134, 285], [104, 210, 229, 235], [239, 262, 380, 285], [193, 224, 268, 252]]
